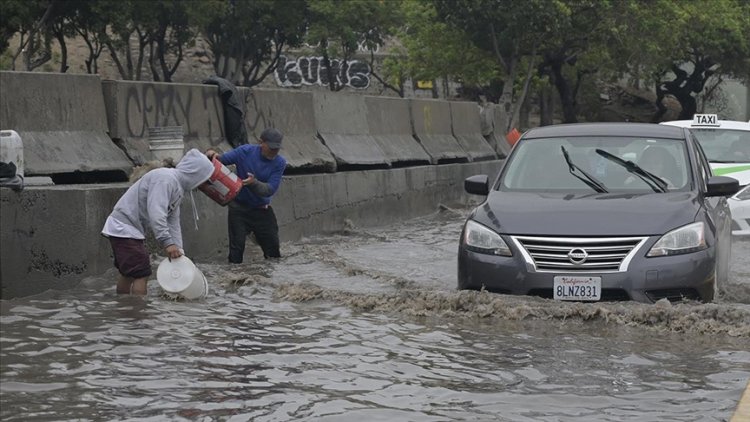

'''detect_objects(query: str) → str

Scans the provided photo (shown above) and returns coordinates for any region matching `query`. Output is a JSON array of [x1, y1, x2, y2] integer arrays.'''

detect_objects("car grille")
[[511, 236, 649, 273]]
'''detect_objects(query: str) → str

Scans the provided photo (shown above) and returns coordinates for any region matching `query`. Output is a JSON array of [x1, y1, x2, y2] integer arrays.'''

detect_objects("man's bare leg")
[[116, 275, 133, 294], [130, 277, 148, 295]]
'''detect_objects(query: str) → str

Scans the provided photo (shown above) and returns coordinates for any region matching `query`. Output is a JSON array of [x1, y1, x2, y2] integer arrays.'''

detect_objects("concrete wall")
[[102, 80, 231, 165], [411, 99, 470, 164], [450, 101, 497, 162], [246, 88, 336, 173], [1, 160, 502, 299], [0, 71, 512, 299], [313, 91, 389, 169], [365, 96, 432, 167], [0, 72, 132, 177]]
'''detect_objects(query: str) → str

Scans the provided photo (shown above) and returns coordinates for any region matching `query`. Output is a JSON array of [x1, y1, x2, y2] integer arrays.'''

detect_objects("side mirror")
[[464, 175, 489, 196], [706, 175, 740, 197]]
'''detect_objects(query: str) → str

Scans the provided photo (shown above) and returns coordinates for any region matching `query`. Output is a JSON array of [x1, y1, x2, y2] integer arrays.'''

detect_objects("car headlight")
[[647, 222, 706, 257], [733, 185, 750, 201], [462, 220, 512, 256]]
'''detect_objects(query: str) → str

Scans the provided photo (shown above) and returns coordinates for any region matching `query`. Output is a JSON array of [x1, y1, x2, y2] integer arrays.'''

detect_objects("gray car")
[[458, 123, 739, 303]]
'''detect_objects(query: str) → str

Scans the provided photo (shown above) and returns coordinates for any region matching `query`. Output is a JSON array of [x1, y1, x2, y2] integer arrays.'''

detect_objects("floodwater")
[[2, 206, 749, 421]]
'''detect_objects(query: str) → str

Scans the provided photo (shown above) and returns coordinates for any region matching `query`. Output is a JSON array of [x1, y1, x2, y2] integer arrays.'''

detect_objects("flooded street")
[[2, 206, 749, 421]]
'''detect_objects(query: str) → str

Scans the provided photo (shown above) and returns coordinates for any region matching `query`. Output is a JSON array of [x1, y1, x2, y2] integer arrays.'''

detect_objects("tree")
[[67, 0, 112, 74], [0, 0, 58, 71], [388, 0, 497, 98], [306, 0, 401, 91], [536, 0, 617, 123], [147, 0, 202, 82], [652, 0, 750, 120], [615, 0, 750, 121], [104, 0, 156, 81], [202, 0, 307, 87], [434, 0, 562, 133]]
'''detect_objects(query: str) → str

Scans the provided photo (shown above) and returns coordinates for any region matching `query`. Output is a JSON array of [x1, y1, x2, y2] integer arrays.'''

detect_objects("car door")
[[691, 133, 732, 283]]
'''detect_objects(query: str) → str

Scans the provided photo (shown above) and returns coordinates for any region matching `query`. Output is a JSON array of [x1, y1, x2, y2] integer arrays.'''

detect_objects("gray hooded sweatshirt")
[[102, 149, 214, 249]]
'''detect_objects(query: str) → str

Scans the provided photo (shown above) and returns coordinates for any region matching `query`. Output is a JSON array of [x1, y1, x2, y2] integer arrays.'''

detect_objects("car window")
[[690, 134, 710, 190], [500, 137, 690, 193], [689, 128, 750, 162]]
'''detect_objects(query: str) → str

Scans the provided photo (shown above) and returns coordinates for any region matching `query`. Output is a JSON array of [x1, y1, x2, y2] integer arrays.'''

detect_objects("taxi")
[[661, 114, 750, 236]]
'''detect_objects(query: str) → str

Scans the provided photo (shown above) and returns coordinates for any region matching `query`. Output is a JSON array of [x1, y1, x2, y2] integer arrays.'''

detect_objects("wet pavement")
[[2, 206, 749, 421]]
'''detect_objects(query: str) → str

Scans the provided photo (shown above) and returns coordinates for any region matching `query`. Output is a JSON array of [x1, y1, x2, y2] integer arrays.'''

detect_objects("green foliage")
[[202, 0, 307, 86], [0, 0, 42, 54], [614, 0, 750, 119], [435, 0, 567, 65], [0, 50, 14, 70], [393, 0, 497, 86], [0, 0, 746, 116], [306, 0, 402, 90]]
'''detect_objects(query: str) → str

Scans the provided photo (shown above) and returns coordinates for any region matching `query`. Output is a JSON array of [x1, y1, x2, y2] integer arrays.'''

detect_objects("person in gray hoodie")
[[101, 149, 214, 295]]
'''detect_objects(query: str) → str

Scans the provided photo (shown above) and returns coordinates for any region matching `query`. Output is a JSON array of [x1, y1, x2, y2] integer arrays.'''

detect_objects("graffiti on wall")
[[122, 84, 225, 146], [274, 55, 371, 89]]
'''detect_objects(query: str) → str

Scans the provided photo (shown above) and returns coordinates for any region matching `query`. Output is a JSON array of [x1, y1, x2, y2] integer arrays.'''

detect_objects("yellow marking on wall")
[[416, 80, 433, 89], [423, 106, 432, 133]]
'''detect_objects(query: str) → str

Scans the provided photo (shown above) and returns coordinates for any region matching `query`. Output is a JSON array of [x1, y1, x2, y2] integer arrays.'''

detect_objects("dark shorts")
[[109, 237, 152, 278]]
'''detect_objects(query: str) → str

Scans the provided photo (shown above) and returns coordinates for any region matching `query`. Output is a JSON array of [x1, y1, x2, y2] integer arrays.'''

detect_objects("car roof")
[[523, 122, 685, 140], [660, 119, 750, 131]]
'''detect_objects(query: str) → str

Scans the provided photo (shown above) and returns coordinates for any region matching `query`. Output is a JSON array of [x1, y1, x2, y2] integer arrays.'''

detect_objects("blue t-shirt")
[[220, 144, 286, 208]]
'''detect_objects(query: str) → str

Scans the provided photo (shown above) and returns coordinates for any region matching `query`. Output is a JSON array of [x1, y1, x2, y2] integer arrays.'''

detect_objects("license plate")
[[553, 276, 601, 301]]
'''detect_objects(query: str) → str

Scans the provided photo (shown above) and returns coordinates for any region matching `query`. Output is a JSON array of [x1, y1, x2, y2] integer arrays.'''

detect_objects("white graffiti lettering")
[[275, 55, 371, 89]]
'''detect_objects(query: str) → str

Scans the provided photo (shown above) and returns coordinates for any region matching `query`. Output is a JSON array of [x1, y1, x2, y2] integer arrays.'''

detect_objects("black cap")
[[260, 128, 283, 149]]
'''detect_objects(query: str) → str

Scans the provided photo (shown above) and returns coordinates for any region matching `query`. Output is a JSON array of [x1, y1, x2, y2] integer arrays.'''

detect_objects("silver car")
[[458, 123, 739, 303]]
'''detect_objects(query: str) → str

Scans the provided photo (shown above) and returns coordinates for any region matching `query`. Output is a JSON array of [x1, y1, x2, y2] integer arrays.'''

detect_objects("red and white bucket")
[[199, 158, 243, 206]]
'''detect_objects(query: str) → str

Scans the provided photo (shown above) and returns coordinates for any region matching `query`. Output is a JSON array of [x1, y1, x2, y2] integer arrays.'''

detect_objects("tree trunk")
[[148, 41, 160, 82], [24, 33, 52, 71], [430, 80, 439, 99], [509, 52, 537, 131], [495, 57, 517, 135], [549, 59, 577, 123], [519, 94, 530, 129], [53, 29, 68, 73], [539, 82, 554, 126], [656, 61, 713, 120], [106, 40, 129, 80]]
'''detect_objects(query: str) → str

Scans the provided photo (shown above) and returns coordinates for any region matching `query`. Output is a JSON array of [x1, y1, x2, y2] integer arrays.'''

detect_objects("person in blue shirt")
[[206, 128, 287, 263]]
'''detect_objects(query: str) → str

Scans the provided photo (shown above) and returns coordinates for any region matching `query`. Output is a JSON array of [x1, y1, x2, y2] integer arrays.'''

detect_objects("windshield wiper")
[[560, 146, 608, 193], [594, 149, 667, 193]]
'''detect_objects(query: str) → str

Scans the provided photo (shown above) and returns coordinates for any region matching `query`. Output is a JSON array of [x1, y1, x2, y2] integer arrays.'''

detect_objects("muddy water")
[[2, 207, 749, 421]]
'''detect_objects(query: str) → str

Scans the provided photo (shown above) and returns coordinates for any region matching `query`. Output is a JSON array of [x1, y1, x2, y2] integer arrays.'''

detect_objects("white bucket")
[[156, 255, 208, 300], [148, 126, 184, 163], [0, 130, 24, 177]]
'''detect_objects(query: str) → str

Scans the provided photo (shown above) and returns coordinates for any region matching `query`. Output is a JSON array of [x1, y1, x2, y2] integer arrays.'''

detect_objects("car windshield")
[[500, 136, 691, 193], [689, 128, 750, 163]]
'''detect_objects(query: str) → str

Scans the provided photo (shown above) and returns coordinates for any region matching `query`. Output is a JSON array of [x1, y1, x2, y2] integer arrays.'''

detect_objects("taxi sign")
[[692, 114, 719, 126]]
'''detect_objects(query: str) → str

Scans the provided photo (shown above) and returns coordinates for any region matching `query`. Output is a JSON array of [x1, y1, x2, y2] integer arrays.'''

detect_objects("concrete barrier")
[[365, 96, 431, 167], [0, 185, 123, 298], [410, 98, 469, 164], [246, 88, 336, 173], [0, 71, 132, 178], [1, 160, 503, 298], [313, 92, 389, 169], [450, 101, 497, 162], [102, 80, 231, 164]]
